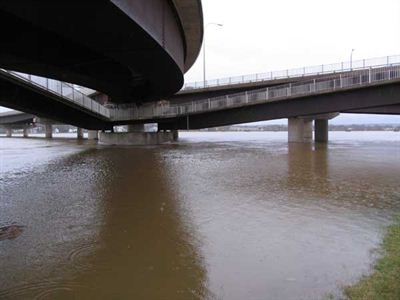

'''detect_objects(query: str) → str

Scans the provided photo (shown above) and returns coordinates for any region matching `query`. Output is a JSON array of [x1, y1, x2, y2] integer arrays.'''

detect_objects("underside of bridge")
[[157, 82, 400, 130], [0, 0, 203, 104]]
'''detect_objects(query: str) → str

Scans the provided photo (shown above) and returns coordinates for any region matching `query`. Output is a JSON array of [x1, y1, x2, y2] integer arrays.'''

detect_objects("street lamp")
[[350, 49, 355, 70], [203, 23, 223, 87]]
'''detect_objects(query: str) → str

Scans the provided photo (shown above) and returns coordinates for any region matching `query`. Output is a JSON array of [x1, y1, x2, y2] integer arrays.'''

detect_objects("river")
[[0, 131, 399, 299]]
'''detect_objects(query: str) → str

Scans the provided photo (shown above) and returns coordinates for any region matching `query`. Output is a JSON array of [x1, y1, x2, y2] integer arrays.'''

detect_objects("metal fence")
[[182, 54, 400, 90], [112, 65, 400, 121], [0, 69, 111, 118]]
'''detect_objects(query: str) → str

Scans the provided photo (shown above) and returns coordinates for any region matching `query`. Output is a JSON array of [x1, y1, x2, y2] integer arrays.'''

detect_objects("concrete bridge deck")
[[1, 55, 400, 144]]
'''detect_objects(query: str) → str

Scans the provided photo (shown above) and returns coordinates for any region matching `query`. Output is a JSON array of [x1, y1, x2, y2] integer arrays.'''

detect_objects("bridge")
[[0, 1, 398, 145], [1, 54, 399, 143]]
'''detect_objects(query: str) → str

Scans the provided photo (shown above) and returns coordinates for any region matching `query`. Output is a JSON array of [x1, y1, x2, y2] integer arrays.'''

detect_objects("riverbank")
[[344, 217, 400, 299]]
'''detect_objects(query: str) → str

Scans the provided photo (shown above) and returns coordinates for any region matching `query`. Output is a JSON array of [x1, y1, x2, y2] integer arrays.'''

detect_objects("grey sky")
[[1, 0, 399, 124], [184, 0, 400, 124]]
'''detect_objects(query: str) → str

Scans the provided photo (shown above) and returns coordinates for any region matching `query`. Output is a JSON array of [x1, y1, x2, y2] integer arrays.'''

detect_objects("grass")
[[344, 217, 400, 300]]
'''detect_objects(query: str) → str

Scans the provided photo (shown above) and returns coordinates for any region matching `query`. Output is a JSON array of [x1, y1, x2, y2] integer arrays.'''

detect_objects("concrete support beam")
[[45, 124, 52, 139], [77, 128, 84, 139], [6, 128, 12, 137], [314, 119, 329, 143], [23, 128, 29, 138], [288, 118, 313, 143], [88, 130, 98, 140]]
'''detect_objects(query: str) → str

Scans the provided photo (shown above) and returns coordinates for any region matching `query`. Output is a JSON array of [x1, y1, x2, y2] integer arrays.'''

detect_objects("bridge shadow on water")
[[0, 145, 209, 300]]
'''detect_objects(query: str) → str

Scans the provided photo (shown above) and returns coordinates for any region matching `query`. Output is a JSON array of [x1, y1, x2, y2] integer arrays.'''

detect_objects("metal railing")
[[111, 65, 400, 121], [182, 54, 400, 90], [0, 69, 111, 118], [2, 56, 400, 124]]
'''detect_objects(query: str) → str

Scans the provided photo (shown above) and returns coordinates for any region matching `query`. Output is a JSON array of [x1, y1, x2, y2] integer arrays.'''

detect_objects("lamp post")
[[350, 49, 355, 70], [203, 23, 223, 87]]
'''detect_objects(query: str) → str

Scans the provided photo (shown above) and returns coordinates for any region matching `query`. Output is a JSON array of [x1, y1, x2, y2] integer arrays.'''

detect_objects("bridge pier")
[[172, 130, 179, 141], [288, 118, 313, 143], [5, 128, 12, 137], [88, 130, 98, 140], [23, 128, 29, 138], [314, 119, 329, 143], [77, 128, 84, 139], [98, 124, 176, 145], [45, 124, 52, 139]]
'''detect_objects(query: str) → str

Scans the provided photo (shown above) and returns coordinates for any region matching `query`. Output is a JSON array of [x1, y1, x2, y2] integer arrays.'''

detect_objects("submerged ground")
[[0, 131, 399, 299]]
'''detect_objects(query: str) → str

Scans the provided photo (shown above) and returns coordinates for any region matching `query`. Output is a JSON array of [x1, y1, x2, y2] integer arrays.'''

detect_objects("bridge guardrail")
[[2, 58, 400, 124], [183, 54, 400, 90], [112, 65, 400, 121], [0, 70, 111, 119]]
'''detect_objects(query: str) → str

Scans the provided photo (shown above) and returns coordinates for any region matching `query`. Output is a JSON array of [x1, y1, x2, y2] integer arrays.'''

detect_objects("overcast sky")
[[184, 0, 400, 124], [1, 0, 400, 124]]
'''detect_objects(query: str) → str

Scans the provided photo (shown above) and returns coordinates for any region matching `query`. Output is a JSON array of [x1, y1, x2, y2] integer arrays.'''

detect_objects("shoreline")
[[344, 217, 400, 299]]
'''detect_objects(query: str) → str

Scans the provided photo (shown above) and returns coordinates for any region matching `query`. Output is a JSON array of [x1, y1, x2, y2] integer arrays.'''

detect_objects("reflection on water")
[[0, 132, 399, 299]]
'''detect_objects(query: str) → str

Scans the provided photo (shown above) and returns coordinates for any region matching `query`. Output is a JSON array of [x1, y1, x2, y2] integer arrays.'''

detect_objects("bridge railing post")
[[369, 67, 372, 83]]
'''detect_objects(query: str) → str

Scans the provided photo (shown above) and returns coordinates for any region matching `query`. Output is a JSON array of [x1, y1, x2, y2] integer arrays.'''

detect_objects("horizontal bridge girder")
[[159, 82, 400, 130]]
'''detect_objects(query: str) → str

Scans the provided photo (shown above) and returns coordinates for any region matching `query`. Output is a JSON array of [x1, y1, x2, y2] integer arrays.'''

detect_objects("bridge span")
[[1, 55, 399, 144]]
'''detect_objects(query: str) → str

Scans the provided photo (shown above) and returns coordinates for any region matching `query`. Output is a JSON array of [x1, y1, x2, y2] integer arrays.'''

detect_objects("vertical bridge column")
[[314, 119, 329, 143], [288, 118, 313, 143], [313, 113, 339, 143], [23, 128, 29, 138], [45, 124, 52, 139], [77, 128, 84, 139], [88, 130, 98, 140], [6, 128, 12, 137]]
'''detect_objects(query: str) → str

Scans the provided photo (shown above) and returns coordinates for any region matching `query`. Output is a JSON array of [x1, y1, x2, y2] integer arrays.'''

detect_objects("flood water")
[[0, 132, 399, 300]]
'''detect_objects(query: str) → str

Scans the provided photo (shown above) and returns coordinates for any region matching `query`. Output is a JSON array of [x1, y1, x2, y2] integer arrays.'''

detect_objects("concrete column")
[[23, 128, 29, 138], [172, 130, 179, 141], [6, 128, 12, 137], [45, 124, 52, 139], [88, 130, 98, 140], [315, 119, 329, 143], [288, 118, 313, 143], [127, 124, 145, 132], [77, 128, 84, 139]]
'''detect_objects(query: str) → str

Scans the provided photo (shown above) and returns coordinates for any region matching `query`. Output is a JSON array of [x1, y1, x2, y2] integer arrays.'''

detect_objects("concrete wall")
[[99, 131, 177, 146]]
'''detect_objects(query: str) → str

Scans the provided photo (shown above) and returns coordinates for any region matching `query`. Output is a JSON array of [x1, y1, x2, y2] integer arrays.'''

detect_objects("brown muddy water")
[[0, 132, 399, 300]]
